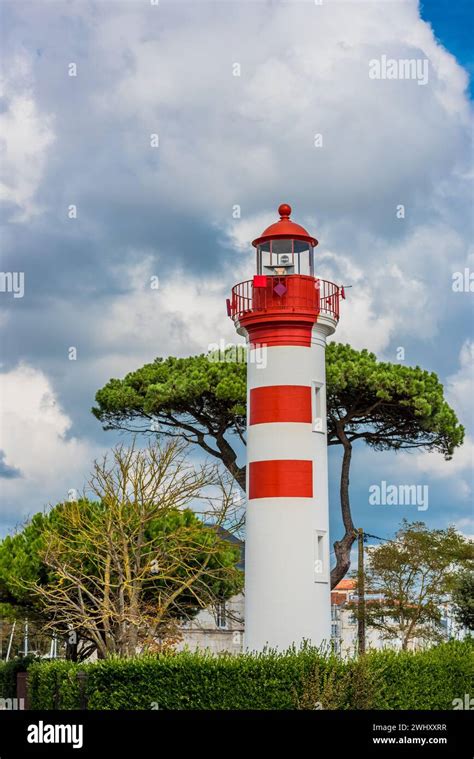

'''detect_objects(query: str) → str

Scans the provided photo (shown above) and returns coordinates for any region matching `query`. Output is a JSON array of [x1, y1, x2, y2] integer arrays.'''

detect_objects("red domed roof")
[[252, 203, 318, 248]]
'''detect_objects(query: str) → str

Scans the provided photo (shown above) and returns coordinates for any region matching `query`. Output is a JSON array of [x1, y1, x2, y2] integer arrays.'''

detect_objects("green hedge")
[[366, 640, 474, 710], [27, 659, 83, 710], [17, 638, 474, 710], [0, 656, 37, 700], [83, 649, 349, 710]]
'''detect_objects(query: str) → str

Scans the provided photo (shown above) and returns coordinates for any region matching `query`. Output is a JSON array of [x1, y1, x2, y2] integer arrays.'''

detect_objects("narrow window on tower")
[[314, 531, 328, 583], [312, 382, 325, 432]]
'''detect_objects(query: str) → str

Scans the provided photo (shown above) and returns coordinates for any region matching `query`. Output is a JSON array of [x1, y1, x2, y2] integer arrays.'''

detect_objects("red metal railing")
[[318, 278, 341, 321], [230, 275, 340, 322]]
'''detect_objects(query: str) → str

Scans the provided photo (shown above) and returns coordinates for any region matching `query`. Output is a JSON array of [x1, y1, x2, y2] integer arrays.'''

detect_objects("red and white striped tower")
[[228, 204, 342, 652]]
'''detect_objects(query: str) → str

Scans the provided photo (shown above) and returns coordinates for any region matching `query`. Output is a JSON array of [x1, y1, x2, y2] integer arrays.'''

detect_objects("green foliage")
[[293, 654, 349, 709], [295, 652, 386, 710], [0, 512, 53, 610], [452, 571, 474, 631], [0, 502, 242, 629], [27, 660, 84, 710], [93, 344, 464, 461], [364, 639, 474, 710], [92, 345, 465, 587], [93, 353, 247, 434], [325, 344, 464, 457], [143, 510, 243, 617], [364, 521, 474, 648], [0, 656, 37, 699], [24, 639, 473, 711]]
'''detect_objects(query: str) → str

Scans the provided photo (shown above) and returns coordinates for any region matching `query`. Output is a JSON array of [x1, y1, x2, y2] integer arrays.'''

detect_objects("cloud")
[[452, 517, 474, 542], [0, 0, 472, 537], [0, 55, 55, 220], [394, 341, 474, 498], [86, 0, 470, 229], [98, 256, 239, 364], [0, 364, 103, 532], [446, 339, 474, 429], [0, 449, 21, 479]]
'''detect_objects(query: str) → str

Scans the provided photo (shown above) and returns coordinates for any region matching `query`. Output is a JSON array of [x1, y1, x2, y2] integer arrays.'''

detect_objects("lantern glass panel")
[[258, 239, 314, 276], [293, 241, 314, 276]]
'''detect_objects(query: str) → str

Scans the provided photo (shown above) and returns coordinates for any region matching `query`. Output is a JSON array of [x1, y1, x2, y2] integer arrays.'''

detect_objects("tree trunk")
[[215, 433, 246, 490], [65, 641, 78, 662], [330, 427, 357, 590], [230, 463, 246, 492]]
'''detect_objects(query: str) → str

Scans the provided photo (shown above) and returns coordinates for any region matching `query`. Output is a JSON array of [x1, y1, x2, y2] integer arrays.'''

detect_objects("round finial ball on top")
[[278, 203, 291, 218]]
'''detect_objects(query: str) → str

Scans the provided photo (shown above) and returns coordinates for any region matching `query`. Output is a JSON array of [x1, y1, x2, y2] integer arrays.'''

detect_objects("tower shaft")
[[228, 204, 342, 652]]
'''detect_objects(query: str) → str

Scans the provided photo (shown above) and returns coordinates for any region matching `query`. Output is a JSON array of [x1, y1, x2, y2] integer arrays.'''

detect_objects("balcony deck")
[[229, 275, 340, 323]]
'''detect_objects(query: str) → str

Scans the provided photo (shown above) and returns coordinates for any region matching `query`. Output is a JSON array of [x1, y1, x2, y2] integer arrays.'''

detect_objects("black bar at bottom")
[[0, 709, 471, 757]]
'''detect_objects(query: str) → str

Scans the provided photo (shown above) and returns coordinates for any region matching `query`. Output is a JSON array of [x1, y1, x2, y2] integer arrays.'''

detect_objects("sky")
[[0, 0, 473, 564]]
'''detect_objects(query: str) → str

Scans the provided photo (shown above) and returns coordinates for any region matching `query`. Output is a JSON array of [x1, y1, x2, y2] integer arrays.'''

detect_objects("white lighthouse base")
[[245, 498, 332, 652], [243, 318, 336, 653]]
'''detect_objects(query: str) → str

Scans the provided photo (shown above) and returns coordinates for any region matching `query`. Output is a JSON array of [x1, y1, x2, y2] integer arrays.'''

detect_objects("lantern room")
[[252, 203, 318, 277], [227, 202, 341, 327]]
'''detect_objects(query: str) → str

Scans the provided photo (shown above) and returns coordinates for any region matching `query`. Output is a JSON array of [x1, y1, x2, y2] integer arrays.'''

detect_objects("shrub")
[[23, 638, 474, 710], [0, 656, 37, 700], [364, 639, 474, 710], [28, 660, 87, 710]]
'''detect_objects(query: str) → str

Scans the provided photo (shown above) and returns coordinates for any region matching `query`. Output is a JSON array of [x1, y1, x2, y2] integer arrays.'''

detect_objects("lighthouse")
[[228, 204, 341, 651]]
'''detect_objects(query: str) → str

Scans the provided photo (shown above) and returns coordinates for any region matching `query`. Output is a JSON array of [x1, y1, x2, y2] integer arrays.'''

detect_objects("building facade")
[[179, 577, 469, 656]]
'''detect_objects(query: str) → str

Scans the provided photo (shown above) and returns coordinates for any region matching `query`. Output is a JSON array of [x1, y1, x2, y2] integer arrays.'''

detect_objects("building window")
[[216, 602, 227, 629], [314, 531, 328, 583], [312, 383, 325, 432]]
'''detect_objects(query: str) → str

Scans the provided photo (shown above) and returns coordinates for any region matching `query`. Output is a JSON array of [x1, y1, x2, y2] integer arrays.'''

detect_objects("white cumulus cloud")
[[0, 55, 55, 220], [0, 364, 103, 531]]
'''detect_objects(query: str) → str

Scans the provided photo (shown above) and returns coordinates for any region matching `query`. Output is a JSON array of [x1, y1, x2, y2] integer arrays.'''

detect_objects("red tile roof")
[[334, 579, 357, 590]]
